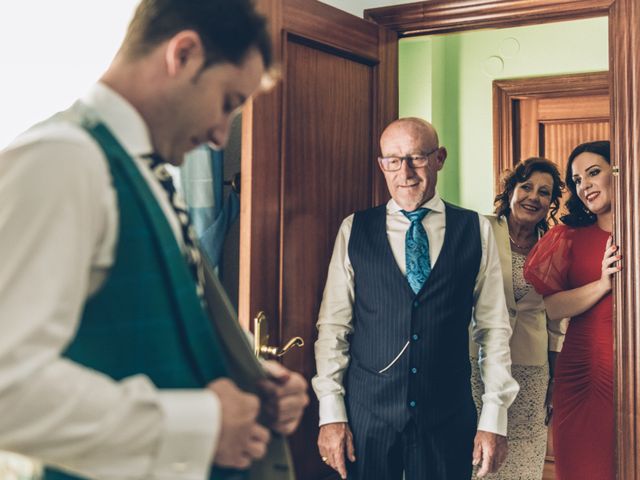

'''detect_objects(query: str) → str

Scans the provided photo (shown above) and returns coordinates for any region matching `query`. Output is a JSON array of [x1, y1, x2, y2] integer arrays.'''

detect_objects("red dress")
[[524, 223, 614, 480]]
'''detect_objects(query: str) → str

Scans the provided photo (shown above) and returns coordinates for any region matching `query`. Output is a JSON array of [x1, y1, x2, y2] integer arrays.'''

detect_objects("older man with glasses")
[[312, 117, 518, 480]]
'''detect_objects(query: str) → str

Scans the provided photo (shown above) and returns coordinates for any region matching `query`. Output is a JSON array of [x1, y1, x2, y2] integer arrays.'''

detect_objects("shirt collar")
[[79, 82, 153, 157], [387, 191, 445, 215]]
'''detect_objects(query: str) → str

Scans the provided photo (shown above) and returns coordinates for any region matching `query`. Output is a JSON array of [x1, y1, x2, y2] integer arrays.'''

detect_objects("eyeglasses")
[[378, 147, 440, 172]]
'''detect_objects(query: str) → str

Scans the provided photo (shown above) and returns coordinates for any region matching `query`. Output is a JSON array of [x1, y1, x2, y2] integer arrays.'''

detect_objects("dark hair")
[[561, 140, 611, 227], [494, 157, 565, 232], [122, 0, 272, 69]]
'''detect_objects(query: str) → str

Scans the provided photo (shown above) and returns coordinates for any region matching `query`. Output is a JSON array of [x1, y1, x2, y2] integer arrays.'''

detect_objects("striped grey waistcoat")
[[345, 202, 481, 432]]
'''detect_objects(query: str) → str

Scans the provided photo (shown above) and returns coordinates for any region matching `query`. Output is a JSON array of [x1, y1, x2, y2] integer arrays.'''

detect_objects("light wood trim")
[[367, 1, 639, 476], [537, 95, 610, 121], [519, 99, 540, 161], [239, 100, 255, 331], [239, 0, 284, 332], [490, 72, 609, 97], [364, 0, 613, 36]]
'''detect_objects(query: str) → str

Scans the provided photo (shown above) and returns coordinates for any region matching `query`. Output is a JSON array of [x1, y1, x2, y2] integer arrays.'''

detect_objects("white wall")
[[0, 1, 138, 149], [0, 0, 411, 149], [318, 0, 410, 18]]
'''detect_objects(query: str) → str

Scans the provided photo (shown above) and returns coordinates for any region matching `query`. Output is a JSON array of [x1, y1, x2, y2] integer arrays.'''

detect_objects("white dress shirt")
[[312, 194, 519, 436], [0, 83, 220, 479]]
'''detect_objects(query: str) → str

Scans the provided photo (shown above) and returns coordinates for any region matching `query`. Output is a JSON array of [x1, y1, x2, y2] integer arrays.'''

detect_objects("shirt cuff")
[[548, 334, 565, 353], [318, 394, 348, 426], [151, 390, 221, 479], [477, 402, 508, 436]]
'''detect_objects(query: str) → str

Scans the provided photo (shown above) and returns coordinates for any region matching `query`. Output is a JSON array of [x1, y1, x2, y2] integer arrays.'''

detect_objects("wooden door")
[[493, 72, 609, 192], [494, 73, 610, 480], [239, 1, 397, 478], [518, 94, 610, 200]]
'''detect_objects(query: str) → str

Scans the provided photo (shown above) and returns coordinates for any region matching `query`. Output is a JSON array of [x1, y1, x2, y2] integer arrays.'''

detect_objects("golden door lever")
[[253, 311, 304, 359]]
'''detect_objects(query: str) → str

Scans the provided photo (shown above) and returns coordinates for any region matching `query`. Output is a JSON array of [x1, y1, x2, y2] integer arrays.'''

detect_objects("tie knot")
[[401, 208, 429, 223]]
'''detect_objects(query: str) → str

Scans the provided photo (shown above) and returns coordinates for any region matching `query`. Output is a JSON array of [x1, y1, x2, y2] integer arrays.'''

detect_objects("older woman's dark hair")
[[494, 157, 564, 232], [561, 140, 611, 227]]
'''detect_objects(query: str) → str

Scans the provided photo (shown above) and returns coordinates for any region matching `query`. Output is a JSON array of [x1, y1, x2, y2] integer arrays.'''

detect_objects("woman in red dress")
[[523, 141, 621, 480]]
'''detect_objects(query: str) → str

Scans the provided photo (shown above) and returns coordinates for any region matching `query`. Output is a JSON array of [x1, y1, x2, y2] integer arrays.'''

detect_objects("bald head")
[[378, 117, 446, 211], [380, 117, 439, 153]]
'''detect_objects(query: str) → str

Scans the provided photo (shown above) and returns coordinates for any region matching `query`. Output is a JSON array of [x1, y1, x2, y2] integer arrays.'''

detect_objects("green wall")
[[399, 17, 608, 213]]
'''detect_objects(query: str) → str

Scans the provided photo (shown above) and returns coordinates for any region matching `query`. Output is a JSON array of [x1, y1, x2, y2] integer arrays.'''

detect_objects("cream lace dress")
[[471, 251, 549, 479]]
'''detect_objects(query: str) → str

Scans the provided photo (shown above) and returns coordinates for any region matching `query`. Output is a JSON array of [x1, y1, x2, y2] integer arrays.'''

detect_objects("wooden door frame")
[[493, 71, 609, 193], [366, 1, 640, 478]]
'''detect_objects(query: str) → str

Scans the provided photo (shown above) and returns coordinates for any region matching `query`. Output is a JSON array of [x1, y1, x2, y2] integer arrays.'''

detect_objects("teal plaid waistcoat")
[[44, 120, 229, 479]]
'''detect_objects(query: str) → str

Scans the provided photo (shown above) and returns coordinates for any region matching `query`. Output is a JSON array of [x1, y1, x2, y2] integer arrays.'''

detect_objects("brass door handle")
[[253, 311, 304, 359]]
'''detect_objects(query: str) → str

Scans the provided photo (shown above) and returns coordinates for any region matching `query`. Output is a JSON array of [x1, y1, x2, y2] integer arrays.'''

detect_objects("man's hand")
[[208, 378, 271, 469], [318, 422, 356, 480], [472, 430, 508, 477], [258, 360, 309, 435]]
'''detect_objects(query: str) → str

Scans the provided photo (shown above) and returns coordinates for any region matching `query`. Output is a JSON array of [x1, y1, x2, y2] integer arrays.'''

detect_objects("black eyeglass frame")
[[377, 147, 440, 172]]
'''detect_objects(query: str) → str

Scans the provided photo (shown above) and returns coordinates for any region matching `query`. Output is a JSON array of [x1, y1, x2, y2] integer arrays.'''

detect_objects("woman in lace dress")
[[524, 141, 619, 479], [471, 157, 565, 479]]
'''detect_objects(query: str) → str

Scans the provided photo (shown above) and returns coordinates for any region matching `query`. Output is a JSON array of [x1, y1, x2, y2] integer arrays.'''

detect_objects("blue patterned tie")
[[401, 208, 431, 294]]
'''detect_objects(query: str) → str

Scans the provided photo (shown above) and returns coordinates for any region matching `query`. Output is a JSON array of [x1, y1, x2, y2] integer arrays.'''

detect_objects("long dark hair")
[[494, 157, 564, 232], [561, 140, 611, 227]]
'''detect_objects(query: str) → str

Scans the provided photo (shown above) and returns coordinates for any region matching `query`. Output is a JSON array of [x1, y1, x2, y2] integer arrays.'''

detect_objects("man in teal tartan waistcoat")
[[0, 1, 308, 479]]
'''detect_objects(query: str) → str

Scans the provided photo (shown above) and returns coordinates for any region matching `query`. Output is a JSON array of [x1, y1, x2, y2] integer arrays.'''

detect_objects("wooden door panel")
[[518, 95, 610, 166], [281, 38, 376, 478], [518, 98, 540, 159], [537, 94, 609, 121], [542, 120, 610, 216], [542, 121, 610, 173]]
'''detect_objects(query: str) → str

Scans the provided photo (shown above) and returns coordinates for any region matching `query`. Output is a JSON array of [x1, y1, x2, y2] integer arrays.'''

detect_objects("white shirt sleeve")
[[547, 317, 569, 353], [311, 215, 355, 426], [471, 215, 520, 436], [0, 131, 219, 479]]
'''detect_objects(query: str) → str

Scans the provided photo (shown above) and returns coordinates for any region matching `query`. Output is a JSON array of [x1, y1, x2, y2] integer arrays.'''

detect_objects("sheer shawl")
[[524, 224, 575, 296]]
